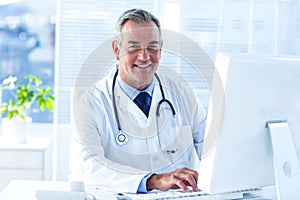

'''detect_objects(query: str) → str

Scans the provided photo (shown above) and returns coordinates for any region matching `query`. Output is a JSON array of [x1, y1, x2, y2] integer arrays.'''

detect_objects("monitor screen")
[[198, 54, 300, 195]]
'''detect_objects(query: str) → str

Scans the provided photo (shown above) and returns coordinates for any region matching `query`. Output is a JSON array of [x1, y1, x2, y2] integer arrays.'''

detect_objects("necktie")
[[134, 92, 152, 117]]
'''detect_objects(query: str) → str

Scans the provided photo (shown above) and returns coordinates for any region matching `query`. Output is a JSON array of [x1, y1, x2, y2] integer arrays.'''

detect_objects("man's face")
[[112, 20, 162, 90]]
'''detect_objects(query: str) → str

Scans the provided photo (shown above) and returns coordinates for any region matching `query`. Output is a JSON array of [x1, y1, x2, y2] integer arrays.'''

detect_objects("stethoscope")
[[112, 69, 177, 153]]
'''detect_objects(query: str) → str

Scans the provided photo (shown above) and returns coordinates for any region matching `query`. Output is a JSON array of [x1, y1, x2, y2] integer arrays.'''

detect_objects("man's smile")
[[133, 63, 152, 69]]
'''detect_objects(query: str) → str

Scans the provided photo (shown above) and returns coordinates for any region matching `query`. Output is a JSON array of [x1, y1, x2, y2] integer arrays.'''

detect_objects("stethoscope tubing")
[[112, 69, 176, 146]]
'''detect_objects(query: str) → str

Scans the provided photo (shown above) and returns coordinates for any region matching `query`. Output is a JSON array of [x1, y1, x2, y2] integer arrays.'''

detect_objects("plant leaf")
[[46, 99, 54, 111]]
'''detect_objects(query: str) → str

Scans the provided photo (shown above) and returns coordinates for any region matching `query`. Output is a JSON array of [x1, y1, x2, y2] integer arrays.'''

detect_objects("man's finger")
[[175, 171, 198, 192], [175, 178, 189, 192]]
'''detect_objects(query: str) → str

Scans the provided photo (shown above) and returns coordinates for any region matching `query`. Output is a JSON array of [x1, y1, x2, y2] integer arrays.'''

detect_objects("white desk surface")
[[0, 180, 68, 200], [0, 180, 278, 200]]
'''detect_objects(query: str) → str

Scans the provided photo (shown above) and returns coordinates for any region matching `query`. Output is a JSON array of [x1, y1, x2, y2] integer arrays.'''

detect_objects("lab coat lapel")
[[115, 85, 142, 117], [151, 82, 161, 108]]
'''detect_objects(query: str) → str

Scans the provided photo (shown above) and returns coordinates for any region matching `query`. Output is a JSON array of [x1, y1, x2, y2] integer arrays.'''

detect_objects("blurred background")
[[0, 0, 55, 122], [1, 0, 299, 124]]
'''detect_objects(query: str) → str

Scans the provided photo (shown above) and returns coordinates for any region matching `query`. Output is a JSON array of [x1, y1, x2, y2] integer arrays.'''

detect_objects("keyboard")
[[120, 188, 262, 200], [87, 187, 262, 200]]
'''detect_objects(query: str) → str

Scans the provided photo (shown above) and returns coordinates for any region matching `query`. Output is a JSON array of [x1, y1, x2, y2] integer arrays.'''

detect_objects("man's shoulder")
[[157, 72, 191, 93], [78, 73, 112, 102]]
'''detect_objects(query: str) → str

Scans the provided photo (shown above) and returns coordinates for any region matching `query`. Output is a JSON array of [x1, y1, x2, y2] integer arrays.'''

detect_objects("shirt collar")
[[117, 74, 155, 101]]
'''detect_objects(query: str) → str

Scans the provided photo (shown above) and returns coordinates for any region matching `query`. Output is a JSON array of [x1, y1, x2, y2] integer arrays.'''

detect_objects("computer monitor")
[[198, 54, 300, 198]]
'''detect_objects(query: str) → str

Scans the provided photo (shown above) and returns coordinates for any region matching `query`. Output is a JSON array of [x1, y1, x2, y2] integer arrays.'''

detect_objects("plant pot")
[[1, 117, 32, 144]]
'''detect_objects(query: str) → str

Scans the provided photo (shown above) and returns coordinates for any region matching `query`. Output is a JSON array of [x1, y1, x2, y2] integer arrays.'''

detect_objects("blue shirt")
[[117, 75, 154, 100]]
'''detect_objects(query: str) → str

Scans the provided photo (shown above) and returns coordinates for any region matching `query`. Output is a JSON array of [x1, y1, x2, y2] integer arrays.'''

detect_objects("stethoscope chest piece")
[[116, 131, 128, 145]]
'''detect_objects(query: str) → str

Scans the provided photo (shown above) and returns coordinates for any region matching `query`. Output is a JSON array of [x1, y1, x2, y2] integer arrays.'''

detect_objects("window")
[[0, 0, 56, 123], [56, 0, 300, 124]]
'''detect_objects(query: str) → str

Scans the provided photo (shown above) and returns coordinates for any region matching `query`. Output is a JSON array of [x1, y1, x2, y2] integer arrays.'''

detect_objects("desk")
[[0, 180, 67, 200], [0, 180, 277, 200], [0, 180, 114, 200]]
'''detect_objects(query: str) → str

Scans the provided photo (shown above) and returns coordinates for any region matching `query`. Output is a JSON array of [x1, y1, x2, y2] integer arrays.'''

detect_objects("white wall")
[[52, 124, 73, 181]]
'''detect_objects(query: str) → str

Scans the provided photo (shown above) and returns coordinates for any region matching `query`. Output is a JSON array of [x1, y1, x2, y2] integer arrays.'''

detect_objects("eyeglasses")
[[122, 40, 161, 53], [127, 44, 161, 53]]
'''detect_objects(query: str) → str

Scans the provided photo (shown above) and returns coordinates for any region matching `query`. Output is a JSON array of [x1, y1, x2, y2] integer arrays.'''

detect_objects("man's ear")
[[112, 40, 120, 60], [159, 41, 163, 58]]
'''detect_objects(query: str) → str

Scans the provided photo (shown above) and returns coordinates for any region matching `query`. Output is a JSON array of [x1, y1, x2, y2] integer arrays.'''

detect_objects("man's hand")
[[146, 167, 199, 192]]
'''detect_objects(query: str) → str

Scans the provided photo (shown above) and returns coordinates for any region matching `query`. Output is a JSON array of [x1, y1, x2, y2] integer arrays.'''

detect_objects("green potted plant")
[[0, 75, 54, 143]]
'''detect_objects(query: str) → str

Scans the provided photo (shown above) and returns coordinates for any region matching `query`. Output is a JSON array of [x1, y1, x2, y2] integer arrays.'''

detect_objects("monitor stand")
[[267, 121, 300, 199]]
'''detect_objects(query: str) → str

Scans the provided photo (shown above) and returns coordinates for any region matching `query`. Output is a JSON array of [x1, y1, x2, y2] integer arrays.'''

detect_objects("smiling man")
[[113, 20, 161, 90], [70, 8, 207, 194]]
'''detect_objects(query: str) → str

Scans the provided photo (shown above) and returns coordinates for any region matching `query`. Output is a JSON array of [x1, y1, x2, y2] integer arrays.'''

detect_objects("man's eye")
[[147, 45, 159, 51], [128, 45, 141, 51]]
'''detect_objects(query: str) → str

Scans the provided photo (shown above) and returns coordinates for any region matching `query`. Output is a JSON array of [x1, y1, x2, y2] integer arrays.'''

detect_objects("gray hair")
[[114, 9, 162, 46]]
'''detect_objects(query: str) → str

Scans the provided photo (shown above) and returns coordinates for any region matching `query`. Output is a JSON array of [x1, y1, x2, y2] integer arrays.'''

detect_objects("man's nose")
[[137, 48, 150, 61]]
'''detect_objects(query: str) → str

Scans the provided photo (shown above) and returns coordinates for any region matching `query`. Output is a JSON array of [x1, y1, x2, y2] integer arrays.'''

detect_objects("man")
[[70, 8, 206, 193]]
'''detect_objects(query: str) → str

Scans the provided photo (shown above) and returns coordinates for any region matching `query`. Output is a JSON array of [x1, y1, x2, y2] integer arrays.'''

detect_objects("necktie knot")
[[134, 92, 152, 117]]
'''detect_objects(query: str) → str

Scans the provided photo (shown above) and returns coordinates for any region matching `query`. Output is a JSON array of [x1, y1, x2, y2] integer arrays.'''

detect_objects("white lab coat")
[[69, 66, 206, 193]]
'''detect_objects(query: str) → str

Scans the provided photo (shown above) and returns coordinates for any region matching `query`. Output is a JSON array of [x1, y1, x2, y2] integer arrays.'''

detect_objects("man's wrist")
[[137, 173, 154, 193], [146, 173, 158, 191]]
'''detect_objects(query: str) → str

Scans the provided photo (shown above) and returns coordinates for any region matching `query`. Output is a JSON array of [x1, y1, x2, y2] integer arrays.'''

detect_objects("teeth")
[[135, 63, 151, 68]]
